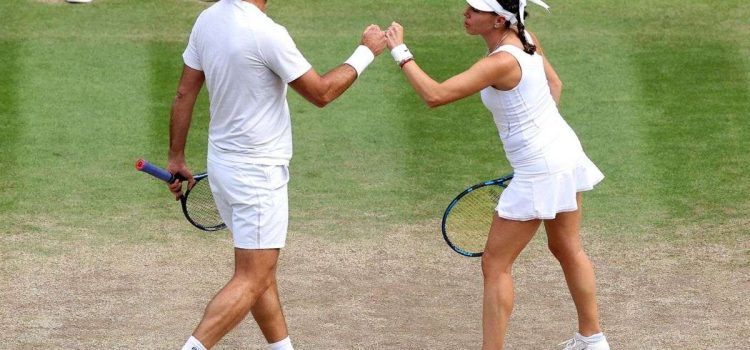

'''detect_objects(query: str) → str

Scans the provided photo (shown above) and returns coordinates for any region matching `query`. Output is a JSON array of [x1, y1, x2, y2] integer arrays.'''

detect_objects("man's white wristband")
[[344, 45, 375, 77], [390, 44, 413, 65]]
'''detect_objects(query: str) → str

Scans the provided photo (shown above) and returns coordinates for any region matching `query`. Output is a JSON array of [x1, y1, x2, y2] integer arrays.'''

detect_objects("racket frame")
[[441, 173, 514, 257], [180, 172, 226, 232]]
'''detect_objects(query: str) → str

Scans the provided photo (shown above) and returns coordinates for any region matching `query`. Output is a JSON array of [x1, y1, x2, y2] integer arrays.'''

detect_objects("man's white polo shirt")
[[183, 0, 312, 165]]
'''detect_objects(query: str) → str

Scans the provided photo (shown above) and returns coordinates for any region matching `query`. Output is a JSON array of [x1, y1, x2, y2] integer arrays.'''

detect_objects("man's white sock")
[[269, 336, 294, 350], [181, 336, 207, 350]]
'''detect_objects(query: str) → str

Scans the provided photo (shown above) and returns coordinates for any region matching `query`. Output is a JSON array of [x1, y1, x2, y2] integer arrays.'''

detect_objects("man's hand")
[[361, 24, 386, 55], [165, 160, 195, 200]]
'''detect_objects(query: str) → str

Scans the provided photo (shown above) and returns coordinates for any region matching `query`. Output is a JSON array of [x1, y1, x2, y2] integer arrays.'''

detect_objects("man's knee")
[[233, 249, 280, 291]]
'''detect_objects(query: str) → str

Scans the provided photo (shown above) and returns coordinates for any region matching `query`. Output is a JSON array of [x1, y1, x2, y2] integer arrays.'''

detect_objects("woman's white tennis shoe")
[[560, 333, 610, 350]]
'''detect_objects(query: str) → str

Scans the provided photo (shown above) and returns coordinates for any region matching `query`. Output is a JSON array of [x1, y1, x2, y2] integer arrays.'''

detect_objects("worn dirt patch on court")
[[1, 221, 748, 349]]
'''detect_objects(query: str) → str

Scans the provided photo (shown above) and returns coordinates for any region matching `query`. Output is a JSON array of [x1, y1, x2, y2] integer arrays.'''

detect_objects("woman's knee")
[[548, 239, 586, 264], [481, 251, 513, 280]]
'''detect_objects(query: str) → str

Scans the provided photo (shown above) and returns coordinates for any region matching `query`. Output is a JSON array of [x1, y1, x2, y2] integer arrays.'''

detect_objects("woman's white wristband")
[[344, 45, 375, 76], [390, 44, 413, 65]]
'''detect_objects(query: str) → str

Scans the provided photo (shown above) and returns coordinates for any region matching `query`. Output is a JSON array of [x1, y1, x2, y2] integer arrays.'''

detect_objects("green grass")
[[0, 39, 21, 214], [0, 0, 748, 246]]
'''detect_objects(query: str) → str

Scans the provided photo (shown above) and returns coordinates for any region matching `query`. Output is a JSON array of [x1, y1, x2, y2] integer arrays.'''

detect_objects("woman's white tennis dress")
[[480, 45, 604, 221]]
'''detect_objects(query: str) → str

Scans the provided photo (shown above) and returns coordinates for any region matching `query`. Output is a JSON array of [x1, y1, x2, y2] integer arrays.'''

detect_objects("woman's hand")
[[385, 22, 404, 49]]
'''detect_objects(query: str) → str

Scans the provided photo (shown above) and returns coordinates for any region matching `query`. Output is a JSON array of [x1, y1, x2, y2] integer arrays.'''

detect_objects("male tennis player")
[[165, 1, 386, 349]]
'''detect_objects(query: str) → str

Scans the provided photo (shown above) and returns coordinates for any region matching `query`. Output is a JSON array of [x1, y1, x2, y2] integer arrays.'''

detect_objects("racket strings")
[[445, 185, 503, 254], [185, 179, 225, 230]]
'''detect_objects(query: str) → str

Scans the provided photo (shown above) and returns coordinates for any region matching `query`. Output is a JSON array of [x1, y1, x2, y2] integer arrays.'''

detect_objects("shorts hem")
[[234, 243, 286, 250]]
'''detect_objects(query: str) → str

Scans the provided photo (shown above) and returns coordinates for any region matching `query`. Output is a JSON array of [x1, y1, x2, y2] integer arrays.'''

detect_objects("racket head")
[[181, 173, 227, 232], [441, 174, 513, 257]]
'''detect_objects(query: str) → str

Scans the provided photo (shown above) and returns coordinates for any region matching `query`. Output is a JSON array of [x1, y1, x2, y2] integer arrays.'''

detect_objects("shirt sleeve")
[[182, 24, 203, 71], [258, 25, 312, 83]]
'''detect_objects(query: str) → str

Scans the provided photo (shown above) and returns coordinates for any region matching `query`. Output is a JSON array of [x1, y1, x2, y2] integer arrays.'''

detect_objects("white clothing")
[[480, 45, 604, 220], [183, 0, 312, 166], [269, 337, 294, 350], [182, 0, 310, 248], [561, 332, 610, 350], [208, 158, 290, 249], [180, 336, 207, 350]]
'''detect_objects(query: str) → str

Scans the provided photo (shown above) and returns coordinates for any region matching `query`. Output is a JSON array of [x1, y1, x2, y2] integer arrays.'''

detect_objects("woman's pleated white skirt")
[[496, 154, 604, 221]]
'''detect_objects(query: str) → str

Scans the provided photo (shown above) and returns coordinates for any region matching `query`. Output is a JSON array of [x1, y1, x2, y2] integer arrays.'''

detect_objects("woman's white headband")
[[477, 0, 550, 25]]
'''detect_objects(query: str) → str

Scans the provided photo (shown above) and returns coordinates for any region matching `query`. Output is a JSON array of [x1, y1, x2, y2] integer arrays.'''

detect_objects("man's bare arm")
[[289, 24, 386, 108], [166, 64, 204, 197]]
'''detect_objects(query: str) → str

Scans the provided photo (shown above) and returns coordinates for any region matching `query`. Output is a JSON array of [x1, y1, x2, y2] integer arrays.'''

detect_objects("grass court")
[[1, 0, 748, 348]]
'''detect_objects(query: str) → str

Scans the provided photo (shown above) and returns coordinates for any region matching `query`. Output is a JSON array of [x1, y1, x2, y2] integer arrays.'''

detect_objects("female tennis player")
[[386, 1, 609, 349]]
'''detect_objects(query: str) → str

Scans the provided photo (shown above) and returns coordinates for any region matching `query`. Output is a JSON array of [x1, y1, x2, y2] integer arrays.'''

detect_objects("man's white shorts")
[[207, 160, 289, 250]]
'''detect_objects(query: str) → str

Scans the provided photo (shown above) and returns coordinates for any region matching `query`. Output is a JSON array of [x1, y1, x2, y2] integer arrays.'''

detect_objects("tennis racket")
[[135, 159, 226, 232], [441, 173, 514, 257]]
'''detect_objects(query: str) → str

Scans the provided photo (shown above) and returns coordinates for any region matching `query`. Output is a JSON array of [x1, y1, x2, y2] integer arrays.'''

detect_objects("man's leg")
[[251, 276, 290, 343], [191, 248, 280, 349]]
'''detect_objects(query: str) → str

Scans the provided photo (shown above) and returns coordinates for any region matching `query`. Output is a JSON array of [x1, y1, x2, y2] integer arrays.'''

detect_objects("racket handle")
[[135, 159, 176, 183]]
